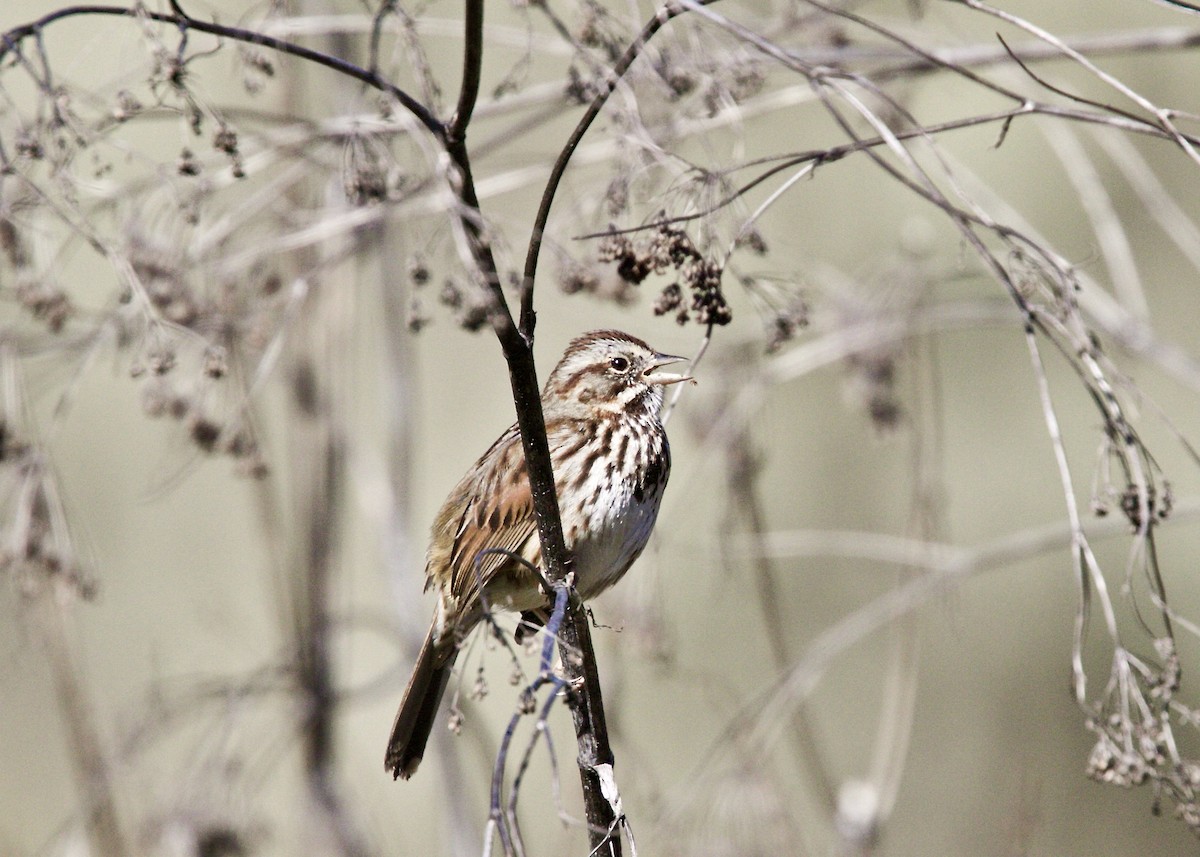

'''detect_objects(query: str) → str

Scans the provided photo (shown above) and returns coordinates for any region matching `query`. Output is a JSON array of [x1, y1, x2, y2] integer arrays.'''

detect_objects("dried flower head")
[[177, 147, 200, 176], [596, 223, 732, 326]]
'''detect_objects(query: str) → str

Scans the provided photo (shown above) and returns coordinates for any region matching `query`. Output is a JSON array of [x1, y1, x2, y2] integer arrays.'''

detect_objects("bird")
[[385, 329, 691, 779]]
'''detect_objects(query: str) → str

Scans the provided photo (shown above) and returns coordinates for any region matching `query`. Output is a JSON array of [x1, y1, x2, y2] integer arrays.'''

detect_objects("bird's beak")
[[644, 353, 694, 386]]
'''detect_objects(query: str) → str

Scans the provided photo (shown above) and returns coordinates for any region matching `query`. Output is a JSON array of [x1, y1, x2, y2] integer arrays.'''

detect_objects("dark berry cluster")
[[597, 224, 732, 327]]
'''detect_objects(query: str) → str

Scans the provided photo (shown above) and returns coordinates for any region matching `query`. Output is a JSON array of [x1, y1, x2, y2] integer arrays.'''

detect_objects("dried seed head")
[[653, 283, 683, 316], [408, 256, 430, 286], [558, 261, 600, 296], [16, 279, 72, 333], [657, 51, 697, 100], [213, 126, 239, 155], [518, 688, 536, 715], [735, 228, 769, 255], [594, 224, 733, 324], [188, 416, 222, 453], [261, 273, 283, 296], [439, 279, 463, 309], [15, 130, 44, 160], [407, 297, 430, 333], [565, 64, 599, 105], [447, 707, 464, 735], [605, 175, 629, 217], [237, 457, 270, 480], [240, 46, 275, 92], [112, 90, 142, 122], [177, 148, 200, 176], [470, 670, 489, 701], [615, 245, 653, 286], [344, 156, 388, 205], [147, 347, 177, 376], [203, 345, 228, 379], [0, 218, 29, 268], [459, 299, 490, 332]]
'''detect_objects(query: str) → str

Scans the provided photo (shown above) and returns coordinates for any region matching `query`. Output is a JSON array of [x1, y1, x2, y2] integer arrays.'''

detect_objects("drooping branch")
[[0, 3, 442, 138]]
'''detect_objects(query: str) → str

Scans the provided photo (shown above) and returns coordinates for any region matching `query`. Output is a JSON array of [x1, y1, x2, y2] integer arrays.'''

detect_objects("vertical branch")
[[724, 419, 839, 820], [33, 582, 128, 857], [0, 350, 128, 857], [448, 0, 484, 141], [277, 18, 367, 856], [559, 603, 620, 854], [284, 266, 368, 857], [286, 272, 367, 857], [293, 403, 362, 856], [446, 2, 619, 852]]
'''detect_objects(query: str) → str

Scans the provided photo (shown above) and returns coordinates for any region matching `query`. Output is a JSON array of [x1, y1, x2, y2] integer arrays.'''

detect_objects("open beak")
[[644, 352, 694, 386]]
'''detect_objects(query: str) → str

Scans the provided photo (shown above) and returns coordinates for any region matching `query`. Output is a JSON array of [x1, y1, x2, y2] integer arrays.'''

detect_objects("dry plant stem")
[[376, 227, 479, 854], [725, 372, 919, 849], [868, 349, 944, 822], [739, 500, 1200, 766], [1038, 124, 1149, 320], [521, 1, 718, 334], [452, 2, 626, 852], [1024, 324, 1123, 700], [489, 583, 574, 857], [505, 690, 567, 857], [454, 2, 731, 850], [665, 0, 1200, 252], [960, 0, 1200, 166], [869, 26, 1200, 81], [751, 502, 1200, 575], [5, 0, 1200, 847], [930, 153, 1200, 398], [279, 17, 367, 853], [1090, 128, 1200, 277], [286, 213, 370, 857], [726, 438, 838, 819], [34, 583, 128, 857], [866, 590, 920, 827]]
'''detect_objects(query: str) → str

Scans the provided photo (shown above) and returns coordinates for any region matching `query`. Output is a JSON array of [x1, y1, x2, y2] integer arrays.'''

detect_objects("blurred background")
[[3, 0, 1200, 854]]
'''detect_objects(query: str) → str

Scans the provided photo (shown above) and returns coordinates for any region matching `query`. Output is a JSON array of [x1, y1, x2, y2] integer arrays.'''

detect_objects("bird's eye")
[[609, 356, 629, 372]]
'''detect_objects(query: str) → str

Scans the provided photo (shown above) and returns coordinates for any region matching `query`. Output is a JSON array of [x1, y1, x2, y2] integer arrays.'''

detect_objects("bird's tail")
[[385, 624, 455, 780]]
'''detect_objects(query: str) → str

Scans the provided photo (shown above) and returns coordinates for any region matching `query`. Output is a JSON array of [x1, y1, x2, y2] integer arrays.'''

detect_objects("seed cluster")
[[0, 418, 95, 599], [846, 351, 901, 431], [122, 237, 274, 477], [1084, 638, 1200, 833], [2, 218, 73, 333], [136, 341, 268, 480], [597, 224, 732, 326], [1118, 482, 1173, 529], [557, 257, 637, 305]]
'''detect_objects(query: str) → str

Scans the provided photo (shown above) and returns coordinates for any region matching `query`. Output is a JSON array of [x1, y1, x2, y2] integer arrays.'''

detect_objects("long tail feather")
[[385, 624, 455, 780]]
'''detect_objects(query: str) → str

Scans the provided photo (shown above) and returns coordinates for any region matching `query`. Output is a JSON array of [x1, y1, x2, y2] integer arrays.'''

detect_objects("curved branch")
[[518, 0, 719, 338], [0, 4, 444, 139]]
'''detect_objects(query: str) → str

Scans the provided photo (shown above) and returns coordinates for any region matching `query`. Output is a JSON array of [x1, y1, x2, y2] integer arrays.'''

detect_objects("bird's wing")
[[436, 424, 541, 614]]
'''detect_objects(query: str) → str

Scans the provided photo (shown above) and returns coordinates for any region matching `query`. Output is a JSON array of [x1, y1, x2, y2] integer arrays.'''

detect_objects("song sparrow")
[[385, 330, 691, 779]]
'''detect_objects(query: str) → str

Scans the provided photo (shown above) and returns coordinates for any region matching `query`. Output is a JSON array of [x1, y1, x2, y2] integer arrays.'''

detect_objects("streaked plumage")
[[385, 330, 688, 780]]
